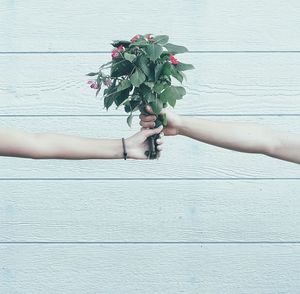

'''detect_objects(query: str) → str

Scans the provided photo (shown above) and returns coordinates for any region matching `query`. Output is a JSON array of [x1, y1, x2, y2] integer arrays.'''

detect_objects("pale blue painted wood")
[[1, 244, 300, 293], [1, 180, 300, 242], [1, 0, 300, 51], [0, 0, 300, 293]]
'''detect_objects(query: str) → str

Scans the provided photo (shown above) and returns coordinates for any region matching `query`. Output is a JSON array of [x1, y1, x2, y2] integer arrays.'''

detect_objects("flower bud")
[[130, 34, 141, 43], [170, 54, 179, 65], [111, 49, 119, 59]]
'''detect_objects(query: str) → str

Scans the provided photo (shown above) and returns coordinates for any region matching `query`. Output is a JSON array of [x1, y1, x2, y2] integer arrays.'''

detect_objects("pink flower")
[[146, 34, 154, 41], [117, 45, 125, 52], [111, 45, 125, 59], [170, 54, 179, 65], [87, 80, 99, 89], [111, 49, 119, 59], [130, 34, 141, 43]]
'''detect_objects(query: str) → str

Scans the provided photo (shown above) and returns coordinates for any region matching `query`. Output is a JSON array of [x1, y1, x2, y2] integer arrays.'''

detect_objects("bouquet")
[[87, 34, 194, 159]]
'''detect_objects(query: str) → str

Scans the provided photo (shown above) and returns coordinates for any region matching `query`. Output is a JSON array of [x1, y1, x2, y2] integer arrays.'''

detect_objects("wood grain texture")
[[1, 0, 300, 51], [1, 1, 300, 292], [0, 116, 299, 179], [1, 244, 300, 293], [1, 180, 300, 242], [1, 53, 300, 115]]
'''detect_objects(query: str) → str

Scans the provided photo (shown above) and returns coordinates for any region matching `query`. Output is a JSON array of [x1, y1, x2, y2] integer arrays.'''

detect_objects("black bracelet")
[[122, 138, 127, 160]]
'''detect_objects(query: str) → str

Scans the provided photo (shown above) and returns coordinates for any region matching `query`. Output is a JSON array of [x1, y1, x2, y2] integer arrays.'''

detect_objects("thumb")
[[143, 126, 163, 138]]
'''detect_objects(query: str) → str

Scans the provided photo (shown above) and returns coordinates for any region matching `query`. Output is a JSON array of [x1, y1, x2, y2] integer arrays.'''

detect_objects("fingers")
[[156, 133, 164, 151], [139, 114, 156, 122], [143, 126, 163, 138], [140, 121, 156, 128], [139, 114, 156, 128], [156, 145, 163, 151]]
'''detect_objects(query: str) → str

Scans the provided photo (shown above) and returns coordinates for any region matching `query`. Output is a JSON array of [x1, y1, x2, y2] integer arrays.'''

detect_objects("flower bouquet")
[[87, 34, 194, 159]]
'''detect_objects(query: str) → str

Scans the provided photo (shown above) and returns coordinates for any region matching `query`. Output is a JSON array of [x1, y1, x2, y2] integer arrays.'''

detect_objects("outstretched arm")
[[179, 116, 300, 164], [140, 107, 300, 164], [0, 127, 163, 160]]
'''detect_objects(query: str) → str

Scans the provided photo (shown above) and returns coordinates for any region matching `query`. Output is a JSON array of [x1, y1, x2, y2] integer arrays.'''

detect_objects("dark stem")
[[141, 105, 162, 159]]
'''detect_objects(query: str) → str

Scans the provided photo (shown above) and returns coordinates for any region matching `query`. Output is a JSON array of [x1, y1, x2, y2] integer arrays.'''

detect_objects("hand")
[[139, 105, 182, 136], [126, 126, 164, 159]]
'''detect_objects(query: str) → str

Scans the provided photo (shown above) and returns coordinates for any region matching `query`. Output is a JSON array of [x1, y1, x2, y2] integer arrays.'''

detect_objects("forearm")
[[178, 117, 300, 164], [31, 133, 124, 159], [179, 117, 277, 153], [0, 128, 123, 159]]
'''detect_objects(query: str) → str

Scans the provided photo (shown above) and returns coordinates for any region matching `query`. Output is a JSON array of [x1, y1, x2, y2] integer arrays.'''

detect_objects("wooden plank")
[[1, 180, 300, 242], [0, 116, 299, 178], [1, 1, 300, 51], [1, 53, 300, 115], [1, 244, 300, 293]]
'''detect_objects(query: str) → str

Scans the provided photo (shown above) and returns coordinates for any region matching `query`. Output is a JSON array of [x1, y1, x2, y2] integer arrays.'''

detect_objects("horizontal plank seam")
[[0, 178, 299, 181], [0, 241, 300, 245], [1, 114, 300, 118], [2, 51, 300, 55]]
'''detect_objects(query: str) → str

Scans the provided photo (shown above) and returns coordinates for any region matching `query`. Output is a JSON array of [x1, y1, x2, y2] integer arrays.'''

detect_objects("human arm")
[[0, 127, 163, 160], [140, 106, 300, 164]]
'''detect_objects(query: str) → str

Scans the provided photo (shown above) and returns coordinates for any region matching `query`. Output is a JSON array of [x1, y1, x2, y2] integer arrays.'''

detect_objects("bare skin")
[[0, 126, 163, 160], [140, 106, 300, 164]]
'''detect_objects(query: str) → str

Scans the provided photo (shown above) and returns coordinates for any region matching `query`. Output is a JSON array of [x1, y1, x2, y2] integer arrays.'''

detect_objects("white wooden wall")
[[1, 0, 300, 293]]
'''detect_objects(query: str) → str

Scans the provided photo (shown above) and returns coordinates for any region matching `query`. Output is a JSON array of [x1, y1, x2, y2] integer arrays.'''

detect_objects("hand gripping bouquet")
[[87, 34, 194, 159]]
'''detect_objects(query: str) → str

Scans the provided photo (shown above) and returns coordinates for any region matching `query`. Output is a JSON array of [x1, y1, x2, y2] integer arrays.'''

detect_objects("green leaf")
[[160, 86, 186, 107], [124, 103, 131, 113], [149, 99, 163, 115], [144, 81, 155, 89], [162, 62, 172, 76], [129, 99, 141, 112], [153, 35, 169, 45], [164, 43, 188, 54], [154, 63, 164, 81], [129, 38, 149, 47], [117, 79, 132, 91], [170, 66, 184, 83], [124, 52, 136, 63], [127, 113, 133, 127], [135, 55, 152, 78], [162, 63, 183, 82], [86, 72, 99, 76], [139, 83, 152, 100], [111, 59, 134, 77], [104, 95, 114, 109], [175, 62, 195, 71], [145, 43, 163, 61], [153, 81, 168, 94], [114, 88, 131, 106], [130, 68, 146, 87], [111, 40, 131, 48]]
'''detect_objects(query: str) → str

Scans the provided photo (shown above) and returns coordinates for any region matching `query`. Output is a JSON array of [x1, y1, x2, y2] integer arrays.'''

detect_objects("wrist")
[[177, 116, 187, 136], [109, 139, 124, 159], [124, 137, 133, 159]]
